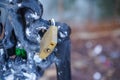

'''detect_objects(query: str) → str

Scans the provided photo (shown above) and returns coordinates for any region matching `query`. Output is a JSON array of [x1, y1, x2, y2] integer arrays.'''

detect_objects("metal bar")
[[55, 39, 71, 80]]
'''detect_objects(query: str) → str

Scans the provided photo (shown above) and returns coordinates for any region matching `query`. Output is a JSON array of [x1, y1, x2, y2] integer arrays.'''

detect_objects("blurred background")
[[40, 0, 120, 80]]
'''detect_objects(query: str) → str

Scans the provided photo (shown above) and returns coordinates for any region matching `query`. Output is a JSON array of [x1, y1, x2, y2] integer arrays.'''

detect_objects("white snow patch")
[[26, 28, 31, 36], [18, 3, 22, 7], [38, 0, 41, 2], [36, 35, 41, 42], [58, 26, 61, 29], [9, 0, 13, 3], [30, 12, 40, 19], [59, 32, 66, 38], [0, 49, 4, 55], [36, 26, 47, 30], [58, 71, 62, 76], [23, 73, 36, 80], [17, 42, 22, 48], [3, 66, 6, 71], [34, 54, 42, 63], [11, 69, 15, 74], [23, 73, 31, 79], [51, 18, 55, 26], [64, 31, 68, 36], [5, 74, 14, 80]]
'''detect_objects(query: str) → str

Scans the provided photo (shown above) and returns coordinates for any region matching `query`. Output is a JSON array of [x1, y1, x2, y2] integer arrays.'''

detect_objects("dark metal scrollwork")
[[0, 0, 71, 80]]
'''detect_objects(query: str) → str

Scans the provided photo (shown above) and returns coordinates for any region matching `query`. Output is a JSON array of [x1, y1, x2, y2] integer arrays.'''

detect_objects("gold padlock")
[[39, 19, 58, 59]]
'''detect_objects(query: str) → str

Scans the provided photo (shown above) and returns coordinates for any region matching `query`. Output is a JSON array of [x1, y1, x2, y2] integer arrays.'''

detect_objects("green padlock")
[[15, 48, 27, 59]]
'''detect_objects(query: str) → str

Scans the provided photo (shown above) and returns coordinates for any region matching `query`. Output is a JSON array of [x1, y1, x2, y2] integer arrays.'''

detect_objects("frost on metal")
[[0, 0, 71, 80]]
